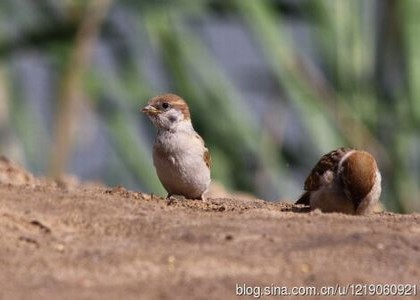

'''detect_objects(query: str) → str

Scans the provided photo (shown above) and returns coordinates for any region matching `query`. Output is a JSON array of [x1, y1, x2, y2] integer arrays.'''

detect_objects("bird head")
[[142, 93, 191, 130]]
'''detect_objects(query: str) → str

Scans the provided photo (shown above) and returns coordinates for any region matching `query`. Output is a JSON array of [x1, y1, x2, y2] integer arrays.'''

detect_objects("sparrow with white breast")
[[296, 147, 382, 215], [142, 93, 211, 200]]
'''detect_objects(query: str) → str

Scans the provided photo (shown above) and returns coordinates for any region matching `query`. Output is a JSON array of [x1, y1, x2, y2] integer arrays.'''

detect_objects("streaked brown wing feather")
[[304, 147, 353, 191], [194, 133, 211, 169], [204, 148, 211, 169]]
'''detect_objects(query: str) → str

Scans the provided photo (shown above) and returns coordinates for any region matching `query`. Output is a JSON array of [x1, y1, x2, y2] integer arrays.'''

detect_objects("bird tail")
[[295, 191, 310, 205]]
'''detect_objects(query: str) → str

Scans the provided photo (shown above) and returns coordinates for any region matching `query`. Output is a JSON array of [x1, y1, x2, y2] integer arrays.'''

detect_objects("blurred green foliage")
[[0, 0, 419, 212]]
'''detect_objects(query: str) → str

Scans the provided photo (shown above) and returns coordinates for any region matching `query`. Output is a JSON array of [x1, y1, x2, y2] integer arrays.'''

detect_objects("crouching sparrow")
[[142, 93, 211, 200], [296, 147, 381, 215]]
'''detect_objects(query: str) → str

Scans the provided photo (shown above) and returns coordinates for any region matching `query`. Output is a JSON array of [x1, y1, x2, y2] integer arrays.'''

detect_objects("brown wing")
[[204, 148, 211, 169], [194, 133, 211, 169], [303, 147, 353, 191]]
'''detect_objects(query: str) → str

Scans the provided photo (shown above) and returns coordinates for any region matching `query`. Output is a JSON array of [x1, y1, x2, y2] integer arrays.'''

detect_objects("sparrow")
[[142, 93, 211, 200], [295, 147, 382, 215]]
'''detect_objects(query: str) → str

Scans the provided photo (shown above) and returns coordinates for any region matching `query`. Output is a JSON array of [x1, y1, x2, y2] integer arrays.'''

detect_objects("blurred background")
[[0, 0, 419, 212]]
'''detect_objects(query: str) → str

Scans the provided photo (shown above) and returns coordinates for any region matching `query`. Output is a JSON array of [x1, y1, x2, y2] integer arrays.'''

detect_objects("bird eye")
[[162, 102, 170, 109]]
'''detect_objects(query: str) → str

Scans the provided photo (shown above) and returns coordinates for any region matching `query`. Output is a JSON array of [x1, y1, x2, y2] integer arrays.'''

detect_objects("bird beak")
[[141, 105, 160, 115]]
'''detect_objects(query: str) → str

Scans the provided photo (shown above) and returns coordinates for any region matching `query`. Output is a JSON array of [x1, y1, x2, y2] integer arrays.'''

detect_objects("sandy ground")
[[0, 157, 419, 299]]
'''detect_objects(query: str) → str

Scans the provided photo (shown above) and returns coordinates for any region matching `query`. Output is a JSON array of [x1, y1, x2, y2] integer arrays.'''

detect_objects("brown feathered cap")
[[142, 93, 191, 120]]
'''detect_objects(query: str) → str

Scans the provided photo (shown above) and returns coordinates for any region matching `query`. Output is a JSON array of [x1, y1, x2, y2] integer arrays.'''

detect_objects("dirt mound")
[[0, 160, 419, 299], [0, 156, 36, 186]]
